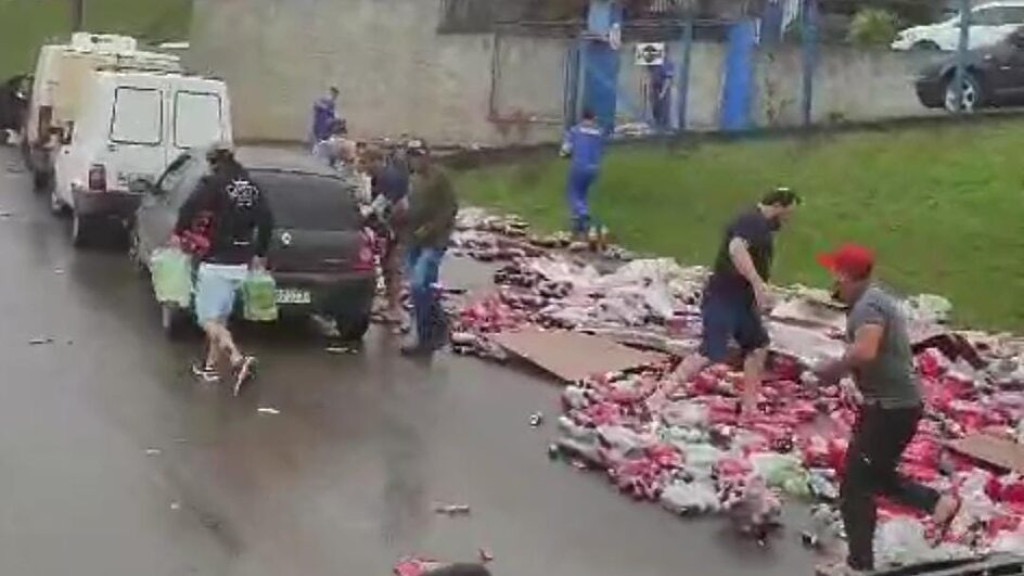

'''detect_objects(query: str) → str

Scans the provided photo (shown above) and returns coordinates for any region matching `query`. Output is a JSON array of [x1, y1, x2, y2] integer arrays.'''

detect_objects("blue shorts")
[[699, 291, 770, 363], [194, 263, 247, 325]]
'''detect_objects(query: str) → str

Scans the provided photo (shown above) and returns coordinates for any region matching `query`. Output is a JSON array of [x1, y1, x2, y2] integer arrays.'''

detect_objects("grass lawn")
[[0, 0, 192, 79], [455, 120, 1024, 332]]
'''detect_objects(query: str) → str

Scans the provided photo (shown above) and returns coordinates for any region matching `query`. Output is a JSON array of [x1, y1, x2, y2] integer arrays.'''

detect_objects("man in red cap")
[[812, 244, 960, 576]]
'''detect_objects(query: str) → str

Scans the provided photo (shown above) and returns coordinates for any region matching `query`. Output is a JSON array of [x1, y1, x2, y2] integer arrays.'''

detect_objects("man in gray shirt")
[[811, 244, 959, 576]]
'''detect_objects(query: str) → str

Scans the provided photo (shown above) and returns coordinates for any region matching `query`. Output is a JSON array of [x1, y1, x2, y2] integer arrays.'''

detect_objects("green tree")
[[847, 7, 899, 46]]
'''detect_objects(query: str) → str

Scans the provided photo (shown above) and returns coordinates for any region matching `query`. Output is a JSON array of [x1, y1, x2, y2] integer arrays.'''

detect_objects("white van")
[[52, 70, 232, 247], [24, 33, 181, 191]]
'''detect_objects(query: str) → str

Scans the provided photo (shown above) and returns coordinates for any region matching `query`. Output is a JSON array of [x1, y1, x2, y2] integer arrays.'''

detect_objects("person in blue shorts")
[[173, 143, 274, 394], [674, 187, 800, 416]]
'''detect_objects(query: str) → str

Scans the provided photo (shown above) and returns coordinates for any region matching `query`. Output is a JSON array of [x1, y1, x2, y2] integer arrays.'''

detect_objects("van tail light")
[[87, 164, 106, 192], [37, 106, 53, 142], [353, 228, 375, 272]]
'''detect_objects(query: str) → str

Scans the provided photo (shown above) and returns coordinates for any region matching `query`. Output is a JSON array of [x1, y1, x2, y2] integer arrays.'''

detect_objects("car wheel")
[[161, 304, 191, 340], [944, 72, 982, 113], [128, 222, 147, 274], [912, 40, 940, 51], [333, 312, 371, 342], [71, 212, 95, 248], [33, 170, 52, 194], [49, 186, 67, 216]]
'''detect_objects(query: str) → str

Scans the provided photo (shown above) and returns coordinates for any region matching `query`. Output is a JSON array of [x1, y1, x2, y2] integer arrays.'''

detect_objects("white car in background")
[[891, 1, 1024, 51]]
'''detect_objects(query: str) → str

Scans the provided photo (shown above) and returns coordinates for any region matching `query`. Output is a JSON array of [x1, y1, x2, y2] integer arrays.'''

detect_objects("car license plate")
[[275, 288, 311, 305]]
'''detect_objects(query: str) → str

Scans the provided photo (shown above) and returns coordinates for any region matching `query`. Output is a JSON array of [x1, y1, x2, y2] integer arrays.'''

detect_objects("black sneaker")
[[192, 361, 220, 384], [232, 356, 257, 396]]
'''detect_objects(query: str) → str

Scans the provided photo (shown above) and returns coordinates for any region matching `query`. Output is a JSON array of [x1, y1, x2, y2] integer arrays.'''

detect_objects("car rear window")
[[252, 172, 360, 230]]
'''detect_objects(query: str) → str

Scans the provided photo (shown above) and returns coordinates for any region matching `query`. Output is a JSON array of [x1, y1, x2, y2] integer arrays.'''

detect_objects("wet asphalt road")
[[0, 147, 816, 576]]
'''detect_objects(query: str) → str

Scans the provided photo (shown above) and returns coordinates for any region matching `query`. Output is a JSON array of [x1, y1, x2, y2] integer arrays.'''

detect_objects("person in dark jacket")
[[360, 146, 411, 328], [400, 139, 457, 355], [173, 143, 274, 394]]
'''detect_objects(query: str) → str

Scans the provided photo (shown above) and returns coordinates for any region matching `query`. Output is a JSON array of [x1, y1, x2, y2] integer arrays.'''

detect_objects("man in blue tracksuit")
[[560, 109, 605, 238]]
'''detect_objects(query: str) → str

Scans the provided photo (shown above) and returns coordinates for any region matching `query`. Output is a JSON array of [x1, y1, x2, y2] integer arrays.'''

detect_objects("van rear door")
[[98, 75, 167, 192], [169, 79, 229, 162]]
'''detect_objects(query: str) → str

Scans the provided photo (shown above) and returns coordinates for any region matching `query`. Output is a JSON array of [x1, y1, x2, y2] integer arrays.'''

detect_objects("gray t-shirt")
[[846, 285, 922, 409]]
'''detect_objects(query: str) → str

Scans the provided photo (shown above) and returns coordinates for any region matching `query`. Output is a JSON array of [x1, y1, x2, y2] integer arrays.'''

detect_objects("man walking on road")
[[173, 143, 274, 394], [811, 244, 960, 576], [673, 187, 800, 416], [400, 139, 458, 356], [560, 109, 605, 239]]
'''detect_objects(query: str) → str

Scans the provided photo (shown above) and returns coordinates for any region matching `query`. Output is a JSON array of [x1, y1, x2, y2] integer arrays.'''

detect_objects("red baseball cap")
[[817, 244, 875, 280]]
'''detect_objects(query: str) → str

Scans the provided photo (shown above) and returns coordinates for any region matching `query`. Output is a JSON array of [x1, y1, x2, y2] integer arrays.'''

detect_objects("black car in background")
[[915, 26, 1024, 112], [129, 147, 377, 340]]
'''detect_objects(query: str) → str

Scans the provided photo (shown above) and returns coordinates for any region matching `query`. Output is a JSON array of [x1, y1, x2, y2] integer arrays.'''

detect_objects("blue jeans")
[[406, 245, 446, 345], [566, 166, 597, 235]]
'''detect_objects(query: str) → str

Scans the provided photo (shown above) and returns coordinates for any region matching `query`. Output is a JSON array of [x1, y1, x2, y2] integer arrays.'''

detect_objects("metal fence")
[[444, 0, 1008, 140]]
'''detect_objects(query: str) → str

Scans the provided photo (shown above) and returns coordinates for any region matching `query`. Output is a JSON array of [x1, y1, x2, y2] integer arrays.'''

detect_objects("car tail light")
[[354, 228, 375, 272], [87, 164, 106, 192]]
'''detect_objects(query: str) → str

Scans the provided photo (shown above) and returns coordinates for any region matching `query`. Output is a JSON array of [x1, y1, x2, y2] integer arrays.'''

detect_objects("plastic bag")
[[661, 479, 721, 515], [243, 272, 278, 322], [150, 247, 192, 307]]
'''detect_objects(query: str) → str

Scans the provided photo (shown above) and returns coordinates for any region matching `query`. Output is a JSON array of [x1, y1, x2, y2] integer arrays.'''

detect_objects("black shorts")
[[699, 291, 770, 362]]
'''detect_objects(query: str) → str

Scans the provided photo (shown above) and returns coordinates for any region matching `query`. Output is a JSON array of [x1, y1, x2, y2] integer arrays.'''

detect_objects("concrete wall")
[[188, 0, 944, 145], [753, 46, 943, 127]]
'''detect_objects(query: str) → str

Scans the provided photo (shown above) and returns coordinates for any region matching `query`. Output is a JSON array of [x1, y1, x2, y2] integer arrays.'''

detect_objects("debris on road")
[[325, 346, 357, 355], [28, 337, 54, 346], [445, 207, 1024, 564], [433, 503, 471, 516], [170, 501, 181, 511], [528, 411, 544, 427], [257, 407, 281, 415], [144, 448, 162, 456], [478, 548, 494, 563]]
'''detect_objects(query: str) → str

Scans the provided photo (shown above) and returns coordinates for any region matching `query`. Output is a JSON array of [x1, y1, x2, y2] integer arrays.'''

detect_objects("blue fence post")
[[720, 20, 757, 131], [676, 14, 694, 131], [799, 0, 819, 127], [952, 0, 971, 113]]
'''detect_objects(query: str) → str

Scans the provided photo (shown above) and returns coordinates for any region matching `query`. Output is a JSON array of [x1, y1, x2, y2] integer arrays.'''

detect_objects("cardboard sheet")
[[491, 327, 666, 382], [947, 433, 1024, 473], [770, 298, 847, 331]]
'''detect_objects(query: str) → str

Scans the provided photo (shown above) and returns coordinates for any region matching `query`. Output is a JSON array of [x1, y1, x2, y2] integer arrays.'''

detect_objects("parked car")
[[129, 147, 377, 340], [914, 26, 1024, 112], [892, 0, 1024, 51], [52, 70, 231, 247]]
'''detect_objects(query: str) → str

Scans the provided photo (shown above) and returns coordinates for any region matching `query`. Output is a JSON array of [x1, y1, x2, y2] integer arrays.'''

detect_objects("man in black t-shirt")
[[673, 188, 800, 416]]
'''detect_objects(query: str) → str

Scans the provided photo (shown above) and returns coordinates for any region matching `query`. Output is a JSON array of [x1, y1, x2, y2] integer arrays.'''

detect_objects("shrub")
[[847, 8, 900, 47]]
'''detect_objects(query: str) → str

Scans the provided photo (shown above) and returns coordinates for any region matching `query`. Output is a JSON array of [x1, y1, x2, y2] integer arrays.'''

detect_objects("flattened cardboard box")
[[492, 327, 666, 383]]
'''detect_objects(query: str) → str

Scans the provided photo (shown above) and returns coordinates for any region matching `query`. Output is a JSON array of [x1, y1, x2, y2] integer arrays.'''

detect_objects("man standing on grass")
[[811, 244, 960, 576], [400, 139, 458, 356], [673, 187, 800, 416], [173, 143, 274, 395], [560, 109, 605, 239], [649, 53, 674, 130]]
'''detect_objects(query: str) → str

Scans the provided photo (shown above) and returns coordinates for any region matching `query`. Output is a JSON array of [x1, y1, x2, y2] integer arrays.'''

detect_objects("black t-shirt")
[[706, 207, 775, 301]]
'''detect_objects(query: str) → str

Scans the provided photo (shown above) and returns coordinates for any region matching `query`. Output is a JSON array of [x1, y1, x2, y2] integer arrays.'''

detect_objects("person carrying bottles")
[[172, 142, 274, 395], [560, 109, 605, 240]]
